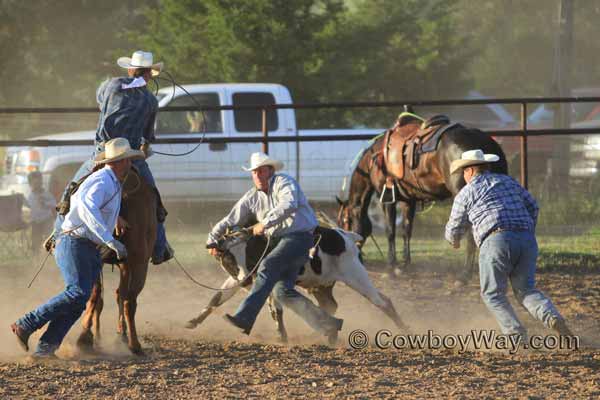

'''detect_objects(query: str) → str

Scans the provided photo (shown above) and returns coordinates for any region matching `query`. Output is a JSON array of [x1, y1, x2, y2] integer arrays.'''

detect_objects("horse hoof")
[[117, 332, 128, 345], [130, 346, 145, 356], [184, 320, 198, 329], [76, 331, 94, 353]]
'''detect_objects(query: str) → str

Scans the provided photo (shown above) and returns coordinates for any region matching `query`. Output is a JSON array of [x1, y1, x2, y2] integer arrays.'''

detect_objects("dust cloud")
[[0, 249, 500, 361]]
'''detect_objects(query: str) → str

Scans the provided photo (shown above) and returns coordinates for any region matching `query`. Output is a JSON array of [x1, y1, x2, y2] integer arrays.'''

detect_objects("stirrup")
[[379, 184, 396, 204]]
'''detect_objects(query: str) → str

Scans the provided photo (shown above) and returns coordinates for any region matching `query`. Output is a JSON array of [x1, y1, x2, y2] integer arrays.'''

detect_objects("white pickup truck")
[[2, 83, 382, 203]]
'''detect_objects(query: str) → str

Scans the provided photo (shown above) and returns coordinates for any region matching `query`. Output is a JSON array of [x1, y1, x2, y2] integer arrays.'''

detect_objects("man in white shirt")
[[207, 152, 343, 345], [11, 138, 144, 358]]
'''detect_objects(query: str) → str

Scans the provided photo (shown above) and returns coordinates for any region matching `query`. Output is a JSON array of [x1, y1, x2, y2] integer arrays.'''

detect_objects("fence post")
[[262, 108, 269, 154], [520, 102, 528, 189]]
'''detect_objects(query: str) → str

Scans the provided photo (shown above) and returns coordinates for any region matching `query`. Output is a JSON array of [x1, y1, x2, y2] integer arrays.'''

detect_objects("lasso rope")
[[173, 232, 272, 292]]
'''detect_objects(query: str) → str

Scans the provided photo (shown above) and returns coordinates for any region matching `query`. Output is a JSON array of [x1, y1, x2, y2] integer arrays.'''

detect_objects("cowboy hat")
[[94, 138, 145, 164], [242, 152, 283, 171], [117, 51, 163, 77], [450, 149, 500, 174]]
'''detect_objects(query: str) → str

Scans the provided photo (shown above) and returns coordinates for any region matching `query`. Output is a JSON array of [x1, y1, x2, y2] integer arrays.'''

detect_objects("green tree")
[[135, 0, 470, 127]]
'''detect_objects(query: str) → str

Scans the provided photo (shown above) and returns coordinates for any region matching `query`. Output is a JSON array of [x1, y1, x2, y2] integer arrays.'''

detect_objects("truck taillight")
[[14, 150, 41, 174]]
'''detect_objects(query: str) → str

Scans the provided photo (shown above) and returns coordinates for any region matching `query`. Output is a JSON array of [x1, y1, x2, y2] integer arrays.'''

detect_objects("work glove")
[[107, 239, 128, 261], [141, 143, 153, 159]]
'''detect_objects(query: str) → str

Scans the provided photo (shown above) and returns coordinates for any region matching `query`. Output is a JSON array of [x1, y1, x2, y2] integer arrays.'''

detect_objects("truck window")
[[232, 92, 279, 132], [157, 93, 222, 134]]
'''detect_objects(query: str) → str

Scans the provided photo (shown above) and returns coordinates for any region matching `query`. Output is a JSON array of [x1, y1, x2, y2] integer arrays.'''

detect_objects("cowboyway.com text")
[[347, 329, 579, 354]]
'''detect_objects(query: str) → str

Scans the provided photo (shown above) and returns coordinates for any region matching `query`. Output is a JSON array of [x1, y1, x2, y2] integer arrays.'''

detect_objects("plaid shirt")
[[94, 77, 158, 152], [445, 172, 538, 247]]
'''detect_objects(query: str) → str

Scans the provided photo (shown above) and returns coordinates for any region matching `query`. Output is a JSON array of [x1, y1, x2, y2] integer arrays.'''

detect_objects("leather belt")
[[484, 227, 528, 243]]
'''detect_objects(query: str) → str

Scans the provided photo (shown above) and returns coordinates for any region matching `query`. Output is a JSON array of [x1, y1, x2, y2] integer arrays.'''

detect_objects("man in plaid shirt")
[[445, 149, 573, 339]]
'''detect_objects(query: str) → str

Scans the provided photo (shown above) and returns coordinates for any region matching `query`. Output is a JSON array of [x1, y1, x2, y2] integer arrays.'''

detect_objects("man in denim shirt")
[[445, 149, 573, 339], [57, 51, 172, 265], [207, 152, 343, 345]]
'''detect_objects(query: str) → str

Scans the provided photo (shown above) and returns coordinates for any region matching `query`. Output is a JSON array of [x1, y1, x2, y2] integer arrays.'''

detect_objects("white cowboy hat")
[[117, 50, 163, 77], [94, 138, 145, 164], [242, 152, 284, 171], [450, 149, 500, 174]]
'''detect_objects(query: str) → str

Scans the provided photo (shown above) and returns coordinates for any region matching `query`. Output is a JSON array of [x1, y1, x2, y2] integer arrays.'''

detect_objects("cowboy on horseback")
[[207, 152, 343, 345], [54, 50, 173, 265], [11, 138, 143, 358]]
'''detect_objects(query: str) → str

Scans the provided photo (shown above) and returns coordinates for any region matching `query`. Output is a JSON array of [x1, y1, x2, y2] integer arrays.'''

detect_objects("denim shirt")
[[94, 77, 158, 152], [208, 173, 318, 244]]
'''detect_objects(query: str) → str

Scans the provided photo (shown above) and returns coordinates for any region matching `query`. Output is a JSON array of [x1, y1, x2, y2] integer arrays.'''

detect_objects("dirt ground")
[[0, 257, 599, 399]]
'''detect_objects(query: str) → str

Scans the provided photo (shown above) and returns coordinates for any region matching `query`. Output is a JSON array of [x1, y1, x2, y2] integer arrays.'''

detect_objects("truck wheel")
[[49, 165, 80, 201]]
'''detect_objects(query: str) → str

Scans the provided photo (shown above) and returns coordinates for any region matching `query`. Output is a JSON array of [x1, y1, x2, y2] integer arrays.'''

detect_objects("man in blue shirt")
[[56, 50, 172, 265], [207, 152, 343, 345], [11, 138, 144, 358], [445, 149, 573, 339]]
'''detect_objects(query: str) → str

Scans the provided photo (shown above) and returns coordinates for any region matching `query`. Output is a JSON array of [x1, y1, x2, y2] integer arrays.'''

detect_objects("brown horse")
[[76, 169, 157, 355], [337, 133, 415, 269], [338, 113, 508, 281]]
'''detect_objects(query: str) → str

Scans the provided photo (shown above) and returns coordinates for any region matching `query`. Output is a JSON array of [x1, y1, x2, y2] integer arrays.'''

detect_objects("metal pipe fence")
[[2, 96, 600, 189]]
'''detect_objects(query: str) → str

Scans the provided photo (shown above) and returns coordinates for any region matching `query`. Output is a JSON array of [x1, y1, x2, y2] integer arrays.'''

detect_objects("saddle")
[[383, 113, 457, 181]]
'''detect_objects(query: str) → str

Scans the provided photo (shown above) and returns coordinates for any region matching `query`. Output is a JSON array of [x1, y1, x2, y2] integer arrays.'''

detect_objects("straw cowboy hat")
[[450, 149, 500, 174], [242, 152, 284, 171], [95, 138, 145, 164], [117, 50, 163, 77]]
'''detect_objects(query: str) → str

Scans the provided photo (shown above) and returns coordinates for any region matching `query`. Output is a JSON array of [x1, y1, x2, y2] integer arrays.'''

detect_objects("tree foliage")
[[133, 0, 469, 126]]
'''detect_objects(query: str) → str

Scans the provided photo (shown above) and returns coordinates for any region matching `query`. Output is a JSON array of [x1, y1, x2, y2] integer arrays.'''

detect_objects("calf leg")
[[76, 276, 103, 352], [267, 295, 288, 343], [185, 277, 241, 329], [339, 261, 409, 331], [308, 285, 338, 315]]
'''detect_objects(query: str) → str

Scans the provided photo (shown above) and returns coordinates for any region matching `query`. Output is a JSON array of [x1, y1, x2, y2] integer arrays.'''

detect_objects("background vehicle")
[[1, 83, 383, 203]]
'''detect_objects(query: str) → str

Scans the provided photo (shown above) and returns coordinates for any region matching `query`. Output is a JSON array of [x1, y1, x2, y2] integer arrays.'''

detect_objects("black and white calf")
[[186, 226, 408, 342]]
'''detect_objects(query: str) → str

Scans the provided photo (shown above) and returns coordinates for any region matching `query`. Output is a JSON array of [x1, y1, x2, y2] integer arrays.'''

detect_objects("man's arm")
[[143, 105, 157, 144], [207, 194, 252, 245], [260, 176, 298, 229], [96, 79, 111, 108], [444, 189, 471, 247]]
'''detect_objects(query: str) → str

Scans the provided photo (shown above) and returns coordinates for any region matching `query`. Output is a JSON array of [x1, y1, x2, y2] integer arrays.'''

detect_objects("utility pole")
[[549, 0, 573, 198]]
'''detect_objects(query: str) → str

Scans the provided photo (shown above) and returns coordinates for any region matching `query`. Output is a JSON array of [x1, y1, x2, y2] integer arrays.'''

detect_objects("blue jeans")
[[479, 230, 561, 335], [54, 157, 167, 259], [17, 235, 102, 354], [233, 231, 340, 334]]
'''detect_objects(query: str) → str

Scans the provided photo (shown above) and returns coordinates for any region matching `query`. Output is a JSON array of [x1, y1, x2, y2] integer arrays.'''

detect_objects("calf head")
[[208, 227, 269, 281], [336, 197, 371, 248]]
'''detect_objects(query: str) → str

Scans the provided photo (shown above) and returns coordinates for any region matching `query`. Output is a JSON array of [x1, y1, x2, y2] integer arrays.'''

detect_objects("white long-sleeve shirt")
[[61, 166, 121, 245], [207, 173, 317, 244]]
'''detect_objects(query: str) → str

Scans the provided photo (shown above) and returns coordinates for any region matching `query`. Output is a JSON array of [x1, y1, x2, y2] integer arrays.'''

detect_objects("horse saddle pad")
[[400, 120, 460, 177]]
